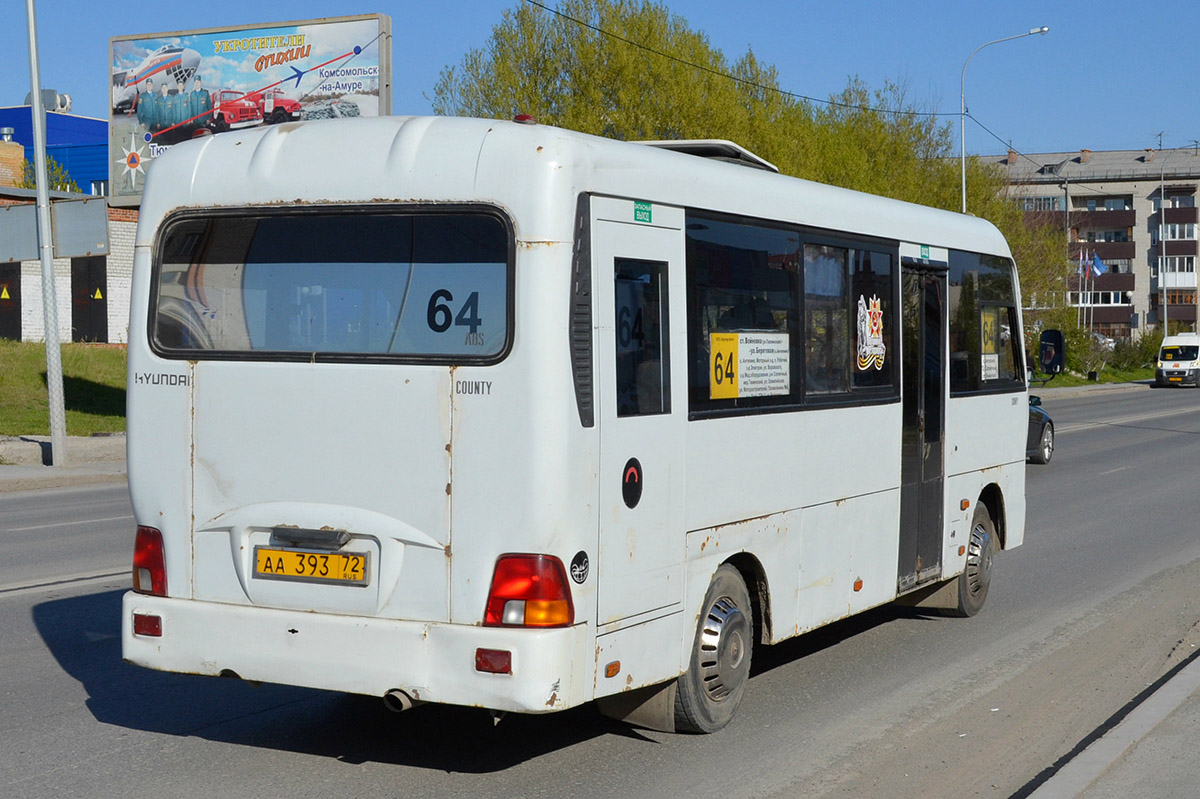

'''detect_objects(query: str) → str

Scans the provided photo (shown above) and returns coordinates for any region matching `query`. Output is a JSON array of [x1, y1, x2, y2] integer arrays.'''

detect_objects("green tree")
[[435, 0, 1067, 317], [19, 155, 79, 193], [433, 0, 810, 145]]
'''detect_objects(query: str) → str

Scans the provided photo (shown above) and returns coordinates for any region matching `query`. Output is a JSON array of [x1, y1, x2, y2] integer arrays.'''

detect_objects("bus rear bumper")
[[121, 592, 592, 713]]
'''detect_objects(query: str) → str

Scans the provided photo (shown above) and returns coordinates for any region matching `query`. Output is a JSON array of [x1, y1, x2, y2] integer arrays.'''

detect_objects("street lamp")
[[960, 26, 1049, 214]]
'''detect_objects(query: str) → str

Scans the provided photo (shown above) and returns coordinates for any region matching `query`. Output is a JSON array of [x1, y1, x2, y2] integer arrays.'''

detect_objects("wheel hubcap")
[[1042, 428, 1053, 460], [965, 524, 992, 598], [697, 596, 750, 702]]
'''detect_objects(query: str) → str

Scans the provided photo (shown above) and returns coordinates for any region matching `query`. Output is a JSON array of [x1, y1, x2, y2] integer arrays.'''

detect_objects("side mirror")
[[1039, 330, 1065, 375], [1029, 395, 1042, 407]]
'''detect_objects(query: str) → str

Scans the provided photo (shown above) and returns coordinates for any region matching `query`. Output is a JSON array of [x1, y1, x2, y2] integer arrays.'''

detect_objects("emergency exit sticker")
[[709, 331, 789, 399], [634, 201, 652, 224]]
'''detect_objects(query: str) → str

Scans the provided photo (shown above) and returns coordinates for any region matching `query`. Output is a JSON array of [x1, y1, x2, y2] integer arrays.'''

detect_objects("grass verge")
[[0, 341, 127, 436]]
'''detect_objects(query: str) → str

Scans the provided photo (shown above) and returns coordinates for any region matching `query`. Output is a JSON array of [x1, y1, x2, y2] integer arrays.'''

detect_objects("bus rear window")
[[152, 210, 511, 361]]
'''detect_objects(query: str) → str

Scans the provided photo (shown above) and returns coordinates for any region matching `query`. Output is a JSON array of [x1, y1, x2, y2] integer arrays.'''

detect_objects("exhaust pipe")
[[382, 689, 420, 713]]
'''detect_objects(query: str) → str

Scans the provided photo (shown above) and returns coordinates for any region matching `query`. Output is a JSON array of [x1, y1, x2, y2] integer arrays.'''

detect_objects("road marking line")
[[1058, 406, 1200, 434], [5, 514, 133, 532], [0, 570, 127, 596]]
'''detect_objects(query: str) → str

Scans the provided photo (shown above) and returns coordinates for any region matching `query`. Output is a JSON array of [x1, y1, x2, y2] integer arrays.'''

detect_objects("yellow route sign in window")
[[709, 331, 790, 399], [710, 333, 739, 399]]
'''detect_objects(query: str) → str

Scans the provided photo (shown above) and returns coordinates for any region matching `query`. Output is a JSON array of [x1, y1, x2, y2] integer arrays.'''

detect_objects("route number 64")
[[427, 289, 482, 335]]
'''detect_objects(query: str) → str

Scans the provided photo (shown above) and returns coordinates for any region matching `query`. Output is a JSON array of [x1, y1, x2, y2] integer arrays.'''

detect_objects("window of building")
[[1155, 194, 1198, 211], [1155, 223, 1198, 242], [1069, 292, 1132, 307], [1162, 256, 1196, 273], [1022, 196, 1061, 212]]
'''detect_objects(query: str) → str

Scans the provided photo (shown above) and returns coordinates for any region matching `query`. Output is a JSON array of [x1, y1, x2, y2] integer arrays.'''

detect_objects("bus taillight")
[[484, 554, 574, 627], [132, 526, 168, 597]]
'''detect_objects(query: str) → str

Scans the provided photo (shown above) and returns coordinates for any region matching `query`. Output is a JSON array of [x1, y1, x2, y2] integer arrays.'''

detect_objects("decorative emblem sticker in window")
[[856, 294, 886, 371]]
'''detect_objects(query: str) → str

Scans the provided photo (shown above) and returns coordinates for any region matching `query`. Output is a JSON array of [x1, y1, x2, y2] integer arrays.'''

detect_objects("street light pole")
[[25, 0, 68, 465], [1159, 134, 1168, 336], [960, 26, 1050, 214]]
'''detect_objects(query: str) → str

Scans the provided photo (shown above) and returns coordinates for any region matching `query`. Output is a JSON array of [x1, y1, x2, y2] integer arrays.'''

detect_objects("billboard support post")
[[26, 0, 68, 465]]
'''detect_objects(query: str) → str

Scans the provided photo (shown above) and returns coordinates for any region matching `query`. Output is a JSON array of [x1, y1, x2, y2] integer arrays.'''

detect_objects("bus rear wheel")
[[674, 564, 752, 733], [947, 504, 996, 617]]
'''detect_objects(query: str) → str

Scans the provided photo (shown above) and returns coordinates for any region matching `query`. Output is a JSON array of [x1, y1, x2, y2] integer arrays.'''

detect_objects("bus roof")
[[138, 115, 1012, 259]]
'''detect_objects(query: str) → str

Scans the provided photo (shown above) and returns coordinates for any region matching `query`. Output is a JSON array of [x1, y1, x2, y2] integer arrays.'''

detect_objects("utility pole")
[[1158, 133, 1168, 337], [25, 0, 67, 464]]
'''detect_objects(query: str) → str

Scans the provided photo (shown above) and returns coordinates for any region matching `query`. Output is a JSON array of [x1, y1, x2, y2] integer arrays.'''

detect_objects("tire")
[[945, 505, 996, 618], [1029, 423, 1054, 464], [674, 564, 753, 733], [271, 108, 287, 124]]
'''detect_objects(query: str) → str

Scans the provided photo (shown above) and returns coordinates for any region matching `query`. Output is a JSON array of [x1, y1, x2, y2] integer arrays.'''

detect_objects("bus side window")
[[948, 251, 1023, 393], [614, 258, 670, 416], [804, 244, 850, 395]]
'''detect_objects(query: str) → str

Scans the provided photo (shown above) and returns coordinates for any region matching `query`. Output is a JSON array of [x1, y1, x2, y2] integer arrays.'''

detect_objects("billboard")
[[109, 14, 391, 207]]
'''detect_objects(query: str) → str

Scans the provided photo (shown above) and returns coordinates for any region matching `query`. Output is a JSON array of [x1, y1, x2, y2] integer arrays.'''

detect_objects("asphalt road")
[[2, 385, 1199, 799]]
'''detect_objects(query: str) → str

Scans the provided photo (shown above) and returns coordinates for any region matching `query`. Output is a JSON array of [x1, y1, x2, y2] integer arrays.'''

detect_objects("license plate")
[[253, 546, 369, 586], [1170, 377, 1182, 382]]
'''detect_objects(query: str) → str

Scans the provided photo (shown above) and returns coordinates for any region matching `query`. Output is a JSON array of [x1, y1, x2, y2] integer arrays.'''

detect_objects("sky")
[[3, 0, 1198, 156]]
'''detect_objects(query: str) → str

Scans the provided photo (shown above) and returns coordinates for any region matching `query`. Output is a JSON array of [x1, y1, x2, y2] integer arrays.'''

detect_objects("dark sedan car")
[[1027, 395, 1053, 464]]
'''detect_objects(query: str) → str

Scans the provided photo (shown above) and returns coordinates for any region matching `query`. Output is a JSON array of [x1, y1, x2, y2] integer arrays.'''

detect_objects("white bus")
[[123, 115, 1037, 733]]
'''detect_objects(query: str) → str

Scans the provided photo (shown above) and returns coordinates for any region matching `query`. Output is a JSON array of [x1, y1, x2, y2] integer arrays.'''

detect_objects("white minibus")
[[1156, 332, 1200, 386], [124, 115, 1033, 732]]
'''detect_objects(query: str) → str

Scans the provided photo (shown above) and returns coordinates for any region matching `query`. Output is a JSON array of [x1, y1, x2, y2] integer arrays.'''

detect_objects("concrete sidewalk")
[[1034, 379, 1153, 401], [0, 433, 127, 492], [1025, 651, 1200, 798]]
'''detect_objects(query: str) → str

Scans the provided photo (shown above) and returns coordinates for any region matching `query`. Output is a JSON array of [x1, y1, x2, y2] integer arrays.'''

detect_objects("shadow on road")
[[32, 587, 933, 769], [750, 603, 934, 677], [31, 589, 619, 772]]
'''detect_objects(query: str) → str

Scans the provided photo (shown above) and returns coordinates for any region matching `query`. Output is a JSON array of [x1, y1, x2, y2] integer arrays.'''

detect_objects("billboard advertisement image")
[[109, 14, 391, 206]]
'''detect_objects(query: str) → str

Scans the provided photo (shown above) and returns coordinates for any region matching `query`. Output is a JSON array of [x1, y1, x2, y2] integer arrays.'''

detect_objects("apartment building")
[[980, 146, 1200, 340]]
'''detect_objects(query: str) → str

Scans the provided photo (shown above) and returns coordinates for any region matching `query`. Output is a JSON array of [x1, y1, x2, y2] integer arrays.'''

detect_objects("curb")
[[1034, 381, 1149, 401], [0, 462, 127, 493]]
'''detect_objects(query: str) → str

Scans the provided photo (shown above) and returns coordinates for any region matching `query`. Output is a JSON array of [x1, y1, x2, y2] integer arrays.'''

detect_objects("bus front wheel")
[[949, 504, 996, 617], [674, 564, 752, 733]]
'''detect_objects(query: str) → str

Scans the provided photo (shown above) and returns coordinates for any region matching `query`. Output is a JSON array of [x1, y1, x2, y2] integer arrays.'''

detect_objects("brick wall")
[[17, 209, 138, 344], [106, 214, 136, 343], [0, 141, 23, 188], [19, 257, 72, 342]]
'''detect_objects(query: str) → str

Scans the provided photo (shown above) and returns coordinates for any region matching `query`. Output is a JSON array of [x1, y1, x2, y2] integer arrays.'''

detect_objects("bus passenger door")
[[898, 264, 947, 592], [592, 198, 686, 626]]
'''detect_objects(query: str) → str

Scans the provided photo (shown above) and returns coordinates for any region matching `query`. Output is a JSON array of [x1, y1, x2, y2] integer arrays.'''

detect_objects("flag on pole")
[[1078, 248, 1086, 276], [1091, 252, 1108, 277]]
